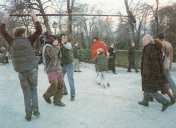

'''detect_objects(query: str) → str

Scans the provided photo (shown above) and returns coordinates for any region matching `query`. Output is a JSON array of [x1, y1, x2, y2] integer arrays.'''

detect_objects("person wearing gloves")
[[60, 34, 76, 101], [0, 11, 42, 121]]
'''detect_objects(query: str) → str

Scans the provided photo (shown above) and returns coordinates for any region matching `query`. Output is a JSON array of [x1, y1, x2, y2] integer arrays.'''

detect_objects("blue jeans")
[[63, 63, 75, 97], [164, 69, 176, 96], [18, 68, 39, 114]]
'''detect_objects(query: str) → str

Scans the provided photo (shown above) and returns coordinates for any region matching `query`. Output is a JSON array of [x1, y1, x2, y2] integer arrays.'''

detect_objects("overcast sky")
[[78, 0, 176, 14]]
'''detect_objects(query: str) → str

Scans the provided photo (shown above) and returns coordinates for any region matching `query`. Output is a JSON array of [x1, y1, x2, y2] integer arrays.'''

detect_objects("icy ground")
[[0, 63, 176, 128]]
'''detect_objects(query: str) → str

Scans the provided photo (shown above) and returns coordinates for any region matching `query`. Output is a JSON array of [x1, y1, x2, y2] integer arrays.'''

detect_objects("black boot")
[[54, 101, 66, 107], [25, 112, 32, 121], [71, 96, 75, 101], [138, 101, 149, 107], [43, 94, 51, 104], [161, 103, 170, 112], [33, 110, 40, 117]]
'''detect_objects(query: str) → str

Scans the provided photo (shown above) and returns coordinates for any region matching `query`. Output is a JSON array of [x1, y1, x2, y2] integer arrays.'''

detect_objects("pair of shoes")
[[25, 113, 32, 121], [54, 101, 66, 107], [71, 96, 75, 101], [161, 103, 170, 112], [33, 110, 40, 117], [138, 101, 149, 107], [43, 94, 51, 104]]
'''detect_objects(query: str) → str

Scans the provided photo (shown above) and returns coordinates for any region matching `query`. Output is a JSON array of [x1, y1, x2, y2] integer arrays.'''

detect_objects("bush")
[[79, 49, 90, 62]]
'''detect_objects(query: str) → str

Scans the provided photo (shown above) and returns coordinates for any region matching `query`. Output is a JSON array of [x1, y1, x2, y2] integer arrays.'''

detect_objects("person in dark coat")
[[73, 42, 81, 72], [127, 42, 138, 72], [0, 12, 42, 121], [139, 35, 170, 112], [108, 44, 116, 74]]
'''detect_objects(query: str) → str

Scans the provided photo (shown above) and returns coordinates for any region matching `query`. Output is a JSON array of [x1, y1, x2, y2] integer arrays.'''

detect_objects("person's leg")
[[28, 68, 39, 115], [101, 72, 110, 87], [138, 91, 150, 106], [150, 92, 170, 111], [96, 72, 101, 85], [165, 70, 176, 97], [43, 81, 56, 104], [53, 80, 65, 106], [62, 65, 68, 94], [77, 59, 81, 72], [18, 72, 32, 121], [66, 64, 76, 99], [127, 59, 132, 72]]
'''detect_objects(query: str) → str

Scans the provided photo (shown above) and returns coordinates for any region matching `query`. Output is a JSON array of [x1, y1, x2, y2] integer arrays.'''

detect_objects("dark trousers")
[[44, 80, 63, 103]]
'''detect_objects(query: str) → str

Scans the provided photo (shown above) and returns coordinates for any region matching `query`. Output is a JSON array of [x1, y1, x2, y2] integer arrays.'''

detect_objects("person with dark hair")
[[60, 34, 76, 101], [42, 36, 65, 107], [139, 35, 170, 112], [73, 42, 81, 72], [108, 44, 116, 74], [0, 11, 42, 121], [127, 42, 138, 72]]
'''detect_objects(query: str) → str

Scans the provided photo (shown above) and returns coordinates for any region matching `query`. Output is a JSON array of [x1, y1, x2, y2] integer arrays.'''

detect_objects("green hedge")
[[78, 49, 142, 68], [115, 50, 142, 68], [79, 49, 90, 62]]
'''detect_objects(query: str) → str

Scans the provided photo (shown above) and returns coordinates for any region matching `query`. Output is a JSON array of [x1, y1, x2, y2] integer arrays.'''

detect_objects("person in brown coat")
[[139, 34, 170, 112], [42, 36, 65, 107]]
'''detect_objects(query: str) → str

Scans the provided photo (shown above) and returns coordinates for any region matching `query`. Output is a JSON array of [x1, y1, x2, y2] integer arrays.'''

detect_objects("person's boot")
[[170, 97, 176, 105], [71, 96, 75, 101], [161, 103, 170, 112], [43, 94, 51, 104], [54, 101, 66, 107], [138, 101, 149, 107], [33, 109, 40, 117], [107, 83, 110, 87], [25, 112, 32, 121], [149, 97, 154, 102]]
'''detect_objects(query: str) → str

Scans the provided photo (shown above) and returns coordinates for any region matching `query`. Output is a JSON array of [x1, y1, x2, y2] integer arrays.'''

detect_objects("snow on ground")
[[0, 63, 176, 128]]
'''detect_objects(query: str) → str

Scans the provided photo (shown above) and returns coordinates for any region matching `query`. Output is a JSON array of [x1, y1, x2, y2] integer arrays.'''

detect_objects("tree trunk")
[[37, 0, 51, 32]]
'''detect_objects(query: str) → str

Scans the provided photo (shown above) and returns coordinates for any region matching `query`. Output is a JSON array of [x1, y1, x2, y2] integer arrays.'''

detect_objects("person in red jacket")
[[90, 37, 109, 60]]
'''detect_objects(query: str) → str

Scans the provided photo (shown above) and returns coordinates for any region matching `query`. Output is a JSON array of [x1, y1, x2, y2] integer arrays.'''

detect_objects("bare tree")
[[67, 0, 75, 38]]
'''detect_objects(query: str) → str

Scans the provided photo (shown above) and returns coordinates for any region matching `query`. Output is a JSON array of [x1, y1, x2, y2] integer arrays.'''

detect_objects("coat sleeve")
[[28, 21, 42, 45], [0, 24, 14, 46]]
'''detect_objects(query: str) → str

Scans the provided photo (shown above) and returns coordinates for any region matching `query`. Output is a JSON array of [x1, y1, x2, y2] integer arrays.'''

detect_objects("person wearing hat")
[[0, 11, 42, 121]]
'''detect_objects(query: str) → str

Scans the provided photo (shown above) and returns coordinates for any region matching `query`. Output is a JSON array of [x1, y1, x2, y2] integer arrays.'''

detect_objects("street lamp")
[[52, 21, 58, 35]]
